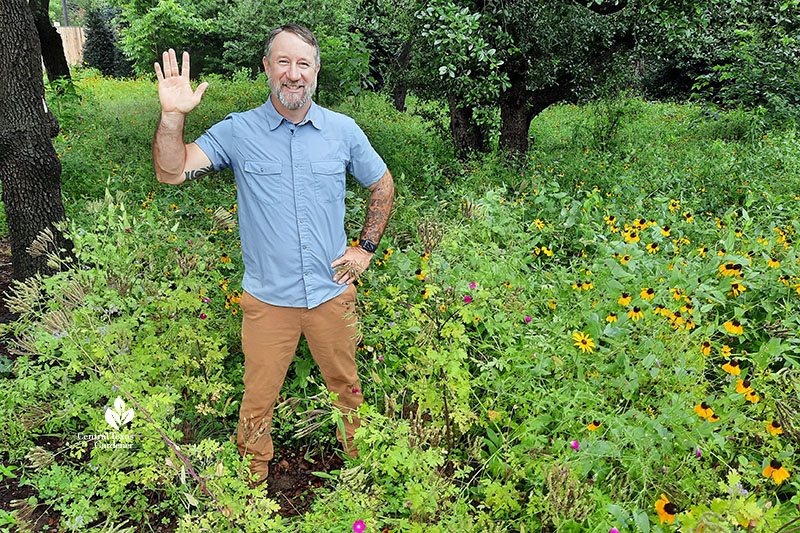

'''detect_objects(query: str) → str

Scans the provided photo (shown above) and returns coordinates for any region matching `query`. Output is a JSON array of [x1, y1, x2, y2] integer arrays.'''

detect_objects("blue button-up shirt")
[[194, 98, 387, 309]]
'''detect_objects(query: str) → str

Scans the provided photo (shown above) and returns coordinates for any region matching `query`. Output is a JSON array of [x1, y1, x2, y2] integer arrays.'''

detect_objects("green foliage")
[[316, 32, 374, 106], [83, 7, 133, 78]]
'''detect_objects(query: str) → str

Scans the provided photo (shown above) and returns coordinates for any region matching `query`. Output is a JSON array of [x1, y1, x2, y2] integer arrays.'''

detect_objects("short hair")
[[264, 23, 321, 67]]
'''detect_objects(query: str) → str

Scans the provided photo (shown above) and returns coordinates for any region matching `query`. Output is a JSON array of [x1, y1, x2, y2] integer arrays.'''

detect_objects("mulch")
[[0, 237, 345, 530]]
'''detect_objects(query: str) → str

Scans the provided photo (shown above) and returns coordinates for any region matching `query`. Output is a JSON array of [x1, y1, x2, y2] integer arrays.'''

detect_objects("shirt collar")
[[263, 97, 324, 131]]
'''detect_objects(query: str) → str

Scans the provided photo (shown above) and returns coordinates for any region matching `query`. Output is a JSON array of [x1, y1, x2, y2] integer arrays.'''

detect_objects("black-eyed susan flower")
[[439, 304, 446, 312], [415, 269, 425, 280], [573, 332, 596, 354], [766, 420, 783, 436], [724, 319, 743, 335], [694, 402, 715, 420], [604, 215, 617, 225], [669, 199, 680, 212], [421, 288, 430, 299], [646, 242, 660, 254], [661, 225, 671, 237], [628, 306, 644, 321], [503, 281, 512, 289], [655, 494, 677, 524], [620, 254, 631, 265], [729, 281, 746, 297], [606, 313, 618, 323], [745, 390, 760, 404], [220, 253, 231, 263], [653, 304, 666, 315], [697, 246, 708, 258], [618, 292, 632, 306], [721, 344, 732, 358], [670, 288, 685, 301], [701, 341, 711, 356], [736, 379, 753, 394], [767, 257, 780, 268], [685, 319, 697, 330], [534, 219, 545, 230], [421, 252, 430, 261], [763, 459, 790, 485], [684, 211, 694, 223], [719, 263, 738, 276], [624, 230, 640, 243], [681, 303, 694, 314], [722, 359, 741, 375], [641, 287, 655, 300], [587, 420, 602, 431]]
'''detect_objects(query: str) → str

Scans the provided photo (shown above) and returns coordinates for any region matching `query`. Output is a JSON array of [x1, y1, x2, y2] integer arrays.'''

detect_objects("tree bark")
[[391, 39, 412, 112], [0, 0, 71, 280], [448, 94, 486, 157], [498, 63, 534, 154], [29, 0, 71, 83]]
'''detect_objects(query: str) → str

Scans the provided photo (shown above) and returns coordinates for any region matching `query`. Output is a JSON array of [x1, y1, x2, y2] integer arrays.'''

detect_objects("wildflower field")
[[1, 71, 799, 532]]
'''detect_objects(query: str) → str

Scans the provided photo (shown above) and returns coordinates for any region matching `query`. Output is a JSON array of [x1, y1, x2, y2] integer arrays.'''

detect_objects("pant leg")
[[237, 290, 302, 480], [302, 282, 363, 458]]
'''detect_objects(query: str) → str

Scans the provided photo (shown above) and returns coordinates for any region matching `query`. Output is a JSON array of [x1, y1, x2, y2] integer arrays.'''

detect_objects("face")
[[263, 31, 319, 112]]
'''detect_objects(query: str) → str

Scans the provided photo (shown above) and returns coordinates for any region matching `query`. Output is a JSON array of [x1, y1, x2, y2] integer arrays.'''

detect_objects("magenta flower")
[[695, 447, 702, 458], [610, 529, 620, 533], [199, 313, 207, 320], [464, 295, 473, 303], [378, 355, 385, 362], [570, 440, 580, 451], [202, 297, 210, 303], [469, 282, 476, 289], [524, 316, 532, 323], [352, 520, 365, 533]]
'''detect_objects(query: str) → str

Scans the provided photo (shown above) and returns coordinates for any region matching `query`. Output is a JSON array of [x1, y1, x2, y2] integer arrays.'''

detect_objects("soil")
[[0, 239, 346, 530]]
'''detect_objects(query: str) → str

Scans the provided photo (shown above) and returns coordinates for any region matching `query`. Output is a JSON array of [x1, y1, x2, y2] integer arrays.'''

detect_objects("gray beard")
[[270, 77, 315, 110]]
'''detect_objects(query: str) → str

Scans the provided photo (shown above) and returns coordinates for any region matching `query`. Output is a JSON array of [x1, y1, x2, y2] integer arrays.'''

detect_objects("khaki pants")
[[237, 283, 362, 482]]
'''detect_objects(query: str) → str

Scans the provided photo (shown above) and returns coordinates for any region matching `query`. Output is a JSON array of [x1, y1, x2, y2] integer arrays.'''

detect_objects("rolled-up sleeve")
[[194, 114, 235, 171], [346, 119, 387, 188]]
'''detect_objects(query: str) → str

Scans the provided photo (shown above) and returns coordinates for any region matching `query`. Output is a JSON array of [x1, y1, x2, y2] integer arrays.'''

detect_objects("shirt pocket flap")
[[244, 161, 282, 175], [311, 160, 345, 175]]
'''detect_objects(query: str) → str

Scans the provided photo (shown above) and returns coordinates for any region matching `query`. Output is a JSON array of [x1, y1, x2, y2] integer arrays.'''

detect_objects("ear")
[[262, 56, 269, 74]]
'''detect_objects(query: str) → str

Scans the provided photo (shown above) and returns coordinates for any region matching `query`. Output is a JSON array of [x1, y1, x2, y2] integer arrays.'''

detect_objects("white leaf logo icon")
[[105, 396, 134, 430]]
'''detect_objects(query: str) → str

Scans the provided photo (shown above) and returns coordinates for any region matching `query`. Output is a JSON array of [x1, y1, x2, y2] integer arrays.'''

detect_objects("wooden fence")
[[56, 26, 85, 66]]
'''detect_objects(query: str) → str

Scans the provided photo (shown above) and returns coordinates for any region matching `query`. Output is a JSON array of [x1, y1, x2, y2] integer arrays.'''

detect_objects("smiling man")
[[152, 23, 394, 487]]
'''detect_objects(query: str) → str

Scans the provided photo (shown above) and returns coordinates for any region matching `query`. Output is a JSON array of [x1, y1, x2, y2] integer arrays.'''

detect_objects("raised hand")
[[154, 49, 208, 115]]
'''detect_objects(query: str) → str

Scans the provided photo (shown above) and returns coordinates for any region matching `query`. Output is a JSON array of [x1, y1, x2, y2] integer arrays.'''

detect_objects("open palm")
[[154, 49, 208, 115]]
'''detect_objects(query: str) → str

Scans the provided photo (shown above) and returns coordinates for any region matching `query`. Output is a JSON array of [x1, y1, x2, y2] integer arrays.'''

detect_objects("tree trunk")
[[0, 0, 71, 281], [498, 66, 535, 154], [391, 39, 412, 112], [29, 0, 71, 83], [448, 94, 486, 157]]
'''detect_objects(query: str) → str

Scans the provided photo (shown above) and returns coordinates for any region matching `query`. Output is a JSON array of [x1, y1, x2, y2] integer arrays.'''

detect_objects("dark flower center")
[[770, 459, 782, 469], [742, 380, 751, 388], [771, 421, 781, 428], [664, 503, 677, 515], [700, 402, 709, 409]]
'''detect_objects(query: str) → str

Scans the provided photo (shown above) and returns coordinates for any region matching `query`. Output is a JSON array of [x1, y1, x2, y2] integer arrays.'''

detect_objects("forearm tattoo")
[[184, 165, 214, 183], [361, 177, 394, 245]]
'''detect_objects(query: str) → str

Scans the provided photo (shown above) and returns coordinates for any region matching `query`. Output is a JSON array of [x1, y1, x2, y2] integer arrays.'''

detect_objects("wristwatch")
[[359, 239, 377, 254]]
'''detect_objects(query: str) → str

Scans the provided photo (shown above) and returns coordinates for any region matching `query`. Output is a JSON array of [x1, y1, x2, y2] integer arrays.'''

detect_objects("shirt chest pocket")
[[312, 160, 346, 203], [244, 160, 283, 206]]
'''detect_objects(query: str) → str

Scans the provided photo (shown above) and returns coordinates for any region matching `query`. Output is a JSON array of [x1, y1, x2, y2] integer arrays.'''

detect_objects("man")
[[152, 23, 394, 486]]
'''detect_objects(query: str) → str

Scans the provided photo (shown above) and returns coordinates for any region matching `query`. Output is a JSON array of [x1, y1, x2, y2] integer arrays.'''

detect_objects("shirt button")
[[303, 245, 308, 250]]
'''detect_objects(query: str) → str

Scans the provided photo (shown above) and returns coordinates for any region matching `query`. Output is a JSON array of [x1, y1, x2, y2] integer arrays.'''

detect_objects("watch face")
[[360, 239, 377, 253]]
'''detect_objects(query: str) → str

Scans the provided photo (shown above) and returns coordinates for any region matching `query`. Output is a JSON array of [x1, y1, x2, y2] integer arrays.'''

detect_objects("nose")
[[287, 62, 300, 80]]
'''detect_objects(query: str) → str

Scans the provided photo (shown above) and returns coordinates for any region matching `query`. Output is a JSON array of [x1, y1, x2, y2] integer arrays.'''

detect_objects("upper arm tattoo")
[[361, 173, 395, 245], [184, 165, 214, 183]]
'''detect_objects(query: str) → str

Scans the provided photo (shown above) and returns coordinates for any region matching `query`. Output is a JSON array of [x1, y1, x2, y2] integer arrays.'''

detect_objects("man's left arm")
[[331, 169, 395, 285]]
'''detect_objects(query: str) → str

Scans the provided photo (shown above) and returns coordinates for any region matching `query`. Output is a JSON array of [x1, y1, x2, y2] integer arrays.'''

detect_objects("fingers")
[[182, 51, 190, 79], [169, 48, 179, 78], [194, 81, 209, 100], [161, 50, 172, 77], [154, 61, 163, 81]]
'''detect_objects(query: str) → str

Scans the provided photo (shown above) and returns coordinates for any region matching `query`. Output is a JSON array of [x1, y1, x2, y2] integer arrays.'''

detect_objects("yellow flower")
[[721, 344, 732, 358], [766, 420, 783, 436], [620, 254, 631, 265], [628, 306, 644, 321], [573, 332, 596, 354], [421, 288, 430, 299], [655, 494, 677, 524], [724, 319, 743, 335], [728, 281, 746, 297], [534, 219, 545, 230], [745, 390, 760, 404], [700, 341, 711, 356], [587, 420, 602, 431], [487, 410, 501, 422], [661, 225, 671, 237], [722, 359, 741, 375], [640, 287, 655, 300], [439, 304, 447, 312], [697, 246, 708, 258], [415, 269, 426, 281], [767, 257, 780, 268], [763, 459, 790, 485], [646, 242, 660, 254], [694, 402, 715, 420], [736, 379, 753, 394], [606, 313, 618, 323], [618, 292, 632, 306]]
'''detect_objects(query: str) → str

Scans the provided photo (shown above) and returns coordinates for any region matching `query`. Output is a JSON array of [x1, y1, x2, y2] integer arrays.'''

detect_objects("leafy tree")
[[83, 6, 132, 77]]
